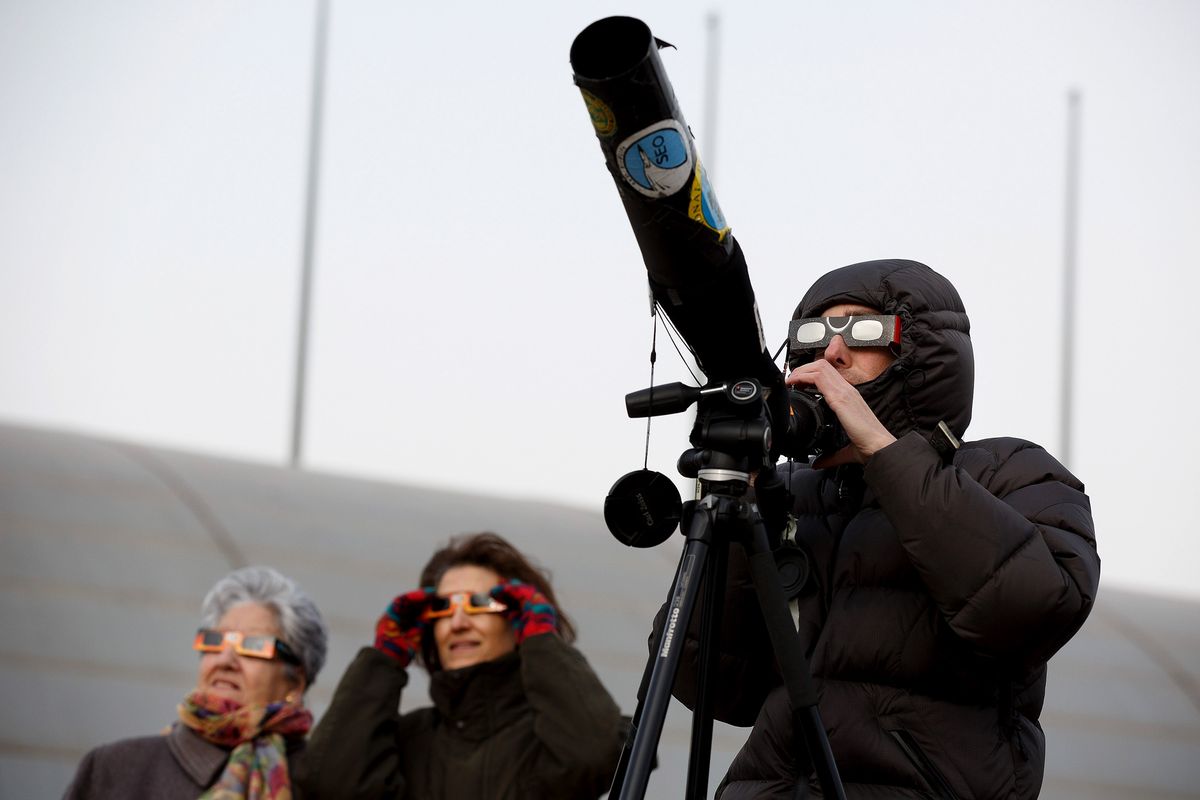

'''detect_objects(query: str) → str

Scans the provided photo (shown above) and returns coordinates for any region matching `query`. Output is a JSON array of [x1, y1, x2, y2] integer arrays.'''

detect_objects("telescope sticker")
[[688, 161, 730, 240], [580, 89, 616, 137], [615, 120, 693, 198]]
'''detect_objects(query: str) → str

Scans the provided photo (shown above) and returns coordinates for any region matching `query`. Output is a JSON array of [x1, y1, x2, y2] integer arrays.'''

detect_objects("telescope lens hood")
[[604, 469, 682, 548], [570, 16, 652, 79]]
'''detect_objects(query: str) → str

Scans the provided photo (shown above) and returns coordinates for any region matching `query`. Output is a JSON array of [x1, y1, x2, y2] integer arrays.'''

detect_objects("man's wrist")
[[862, 431, 897, 460]]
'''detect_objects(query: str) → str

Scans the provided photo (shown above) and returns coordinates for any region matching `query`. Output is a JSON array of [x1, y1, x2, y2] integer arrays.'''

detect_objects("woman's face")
[[196, 601, 304, 708], [433, 564, 517, 671]]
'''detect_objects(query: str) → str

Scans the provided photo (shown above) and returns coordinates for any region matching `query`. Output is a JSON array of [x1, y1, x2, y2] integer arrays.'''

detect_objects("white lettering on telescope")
[[660, 606, 681, 658]]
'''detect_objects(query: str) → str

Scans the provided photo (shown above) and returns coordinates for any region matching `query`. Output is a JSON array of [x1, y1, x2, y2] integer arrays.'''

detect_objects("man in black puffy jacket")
[[666, 259, 1099, 799]]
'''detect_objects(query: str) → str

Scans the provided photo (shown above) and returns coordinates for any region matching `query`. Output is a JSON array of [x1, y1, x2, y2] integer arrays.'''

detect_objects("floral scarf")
[[178, 690, 312, 800]]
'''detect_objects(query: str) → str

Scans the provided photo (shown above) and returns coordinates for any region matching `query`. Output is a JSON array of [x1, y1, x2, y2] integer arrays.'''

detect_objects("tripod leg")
[[743, 512, 846, 800], [685, 533, 728, 798], [610, 500, 719, 800], [607, 582, 676, 793]]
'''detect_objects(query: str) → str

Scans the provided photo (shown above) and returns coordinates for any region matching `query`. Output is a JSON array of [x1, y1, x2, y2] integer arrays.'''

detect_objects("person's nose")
[[822, 334, 851, 367], [213, 640, 241, 667], [449, 605, 472, 631]]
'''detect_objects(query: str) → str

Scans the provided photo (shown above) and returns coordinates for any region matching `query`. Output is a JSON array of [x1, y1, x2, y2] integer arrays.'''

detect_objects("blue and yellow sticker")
[[580, 89, 616, 137], [688, 161, 730, 240], [615, 120, 693, 198]]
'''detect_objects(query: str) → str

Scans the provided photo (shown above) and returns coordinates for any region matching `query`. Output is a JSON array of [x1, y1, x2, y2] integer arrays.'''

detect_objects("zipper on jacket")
[[888, 729, 960, 800]]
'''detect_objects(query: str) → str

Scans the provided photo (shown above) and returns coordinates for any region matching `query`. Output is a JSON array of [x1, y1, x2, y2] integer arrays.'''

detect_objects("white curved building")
[[1, 422, 1197, 798]]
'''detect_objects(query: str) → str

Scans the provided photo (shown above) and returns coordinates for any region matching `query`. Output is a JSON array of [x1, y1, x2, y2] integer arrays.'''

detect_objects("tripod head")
[[627, 377, 774, 481], [604, 376, 779, 547]]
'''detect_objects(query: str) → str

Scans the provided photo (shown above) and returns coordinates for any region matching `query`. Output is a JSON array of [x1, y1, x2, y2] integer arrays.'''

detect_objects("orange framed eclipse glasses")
[[421, 592, 508, 621], [193, 628, 301, 666]]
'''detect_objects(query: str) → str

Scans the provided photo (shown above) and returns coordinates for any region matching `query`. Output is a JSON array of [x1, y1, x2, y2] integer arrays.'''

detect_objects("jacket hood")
[[792, 259, 973, 439]]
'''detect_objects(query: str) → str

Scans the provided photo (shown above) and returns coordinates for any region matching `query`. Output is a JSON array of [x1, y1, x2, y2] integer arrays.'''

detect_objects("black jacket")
[[297, 635, 624, 799], [666, 260, 1100, 799]]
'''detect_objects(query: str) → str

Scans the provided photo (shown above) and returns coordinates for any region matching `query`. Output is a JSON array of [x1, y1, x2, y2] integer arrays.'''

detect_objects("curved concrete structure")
[[1, 422, 1197, 797]]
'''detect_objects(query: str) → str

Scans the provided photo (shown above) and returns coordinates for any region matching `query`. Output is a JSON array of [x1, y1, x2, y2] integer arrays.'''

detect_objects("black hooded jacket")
[[665, 260, 1099, 799]]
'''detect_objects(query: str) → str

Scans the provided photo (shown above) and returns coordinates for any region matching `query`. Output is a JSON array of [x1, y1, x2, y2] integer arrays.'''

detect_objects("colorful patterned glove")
[[489, 579, 558, 644], [374, 587, 435, 667]]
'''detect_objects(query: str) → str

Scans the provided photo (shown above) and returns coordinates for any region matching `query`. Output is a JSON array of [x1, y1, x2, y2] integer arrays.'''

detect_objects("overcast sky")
[[2, 0, 1197, 600]]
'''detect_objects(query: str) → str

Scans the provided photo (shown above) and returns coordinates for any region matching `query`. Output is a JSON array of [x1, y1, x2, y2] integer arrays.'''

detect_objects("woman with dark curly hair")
[[298, 532, 624, 799]]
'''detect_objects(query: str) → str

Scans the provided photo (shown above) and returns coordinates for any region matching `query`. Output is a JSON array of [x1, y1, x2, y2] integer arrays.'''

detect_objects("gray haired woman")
[[64, 565, 328, 800]]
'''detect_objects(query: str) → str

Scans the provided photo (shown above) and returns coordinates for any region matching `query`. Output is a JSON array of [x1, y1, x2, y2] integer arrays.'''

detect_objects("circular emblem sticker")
[[615, 120, 694, 198], [580, 89, 616, 137]]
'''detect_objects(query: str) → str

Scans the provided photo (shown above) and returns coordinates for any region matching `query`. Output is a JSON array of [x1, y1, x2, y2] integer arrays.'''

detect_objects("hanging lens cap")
[[604, 469, 682, 548], [775, 541, 811, 599]]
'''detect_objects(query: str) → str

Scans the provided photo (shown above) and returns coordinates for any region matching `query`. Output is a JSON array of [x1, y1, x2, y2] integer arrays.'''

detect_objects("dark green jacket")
[[298, 635, 623, 799]]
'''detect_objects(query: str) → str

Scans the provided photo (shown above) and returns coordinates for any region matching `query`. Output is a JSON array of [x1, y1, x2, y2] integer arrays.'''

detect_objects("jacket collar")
[[429, 650, 526, 742], [166, 723, 229, 787], [166, 719, 307, 786]]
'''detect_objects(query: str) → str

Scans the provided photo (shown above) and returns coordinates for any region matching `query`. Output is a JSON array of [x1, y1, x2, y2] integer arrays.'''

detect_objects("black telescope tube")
[[571, 17, 779, 387]]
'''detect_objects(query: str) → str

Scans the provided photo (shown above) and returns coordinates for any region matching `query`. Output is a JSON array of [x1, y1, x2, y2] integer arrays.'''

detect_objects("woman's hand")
[[489, 580, 558, 644], [374, 587, 434, 667]]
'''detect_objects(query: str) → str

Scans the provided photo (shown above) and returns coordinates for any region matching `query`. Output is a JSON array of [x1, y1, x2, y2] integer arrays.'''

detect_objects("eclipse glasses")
[[789, 314, 901, 351], [421, 591, 508, 621], [193, 628, 301, 666]]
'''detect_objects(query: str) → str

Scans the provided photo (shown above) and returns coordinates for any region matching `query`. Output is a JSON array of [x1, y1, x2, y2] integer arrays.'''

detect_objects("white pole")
[[290, 0, 330, 468], [1059, 89, 1082, 469], [702, 12, 721, 177]]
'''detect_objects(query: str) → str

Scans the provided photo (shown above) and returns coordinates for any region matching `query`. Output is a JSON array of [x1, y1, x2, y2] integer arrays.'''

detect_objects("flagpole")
[[1059, 89, 1082, 468], [702, 11, 721, 177], [290, 0, 330, 468]]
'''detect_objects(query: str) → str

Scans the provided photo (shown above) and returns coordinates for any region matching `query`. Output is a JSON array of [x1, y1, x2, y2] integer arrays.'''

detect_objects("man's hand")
[[786, 361, 896, 468]]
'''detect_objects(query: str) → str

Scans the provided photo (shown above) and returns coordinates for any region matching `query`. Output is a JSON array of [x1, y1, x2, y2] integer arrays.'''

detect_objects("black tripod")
[[607, 448, 846, 800]]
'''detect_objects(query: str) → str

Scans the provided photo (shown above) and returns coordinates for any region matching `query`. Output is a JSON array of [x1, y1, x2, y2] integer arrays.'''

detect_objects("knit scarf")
[[178, 690, 312, 800]]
